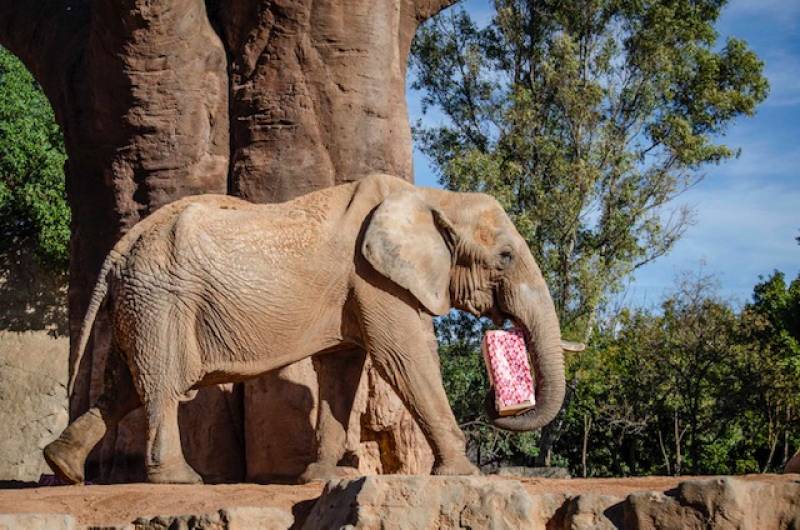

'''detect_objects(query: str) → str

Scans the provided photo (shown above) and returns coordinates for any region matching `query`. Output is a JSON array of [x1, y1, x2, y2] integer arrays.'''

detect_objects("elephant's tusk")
[[561, 340, 586, 352]]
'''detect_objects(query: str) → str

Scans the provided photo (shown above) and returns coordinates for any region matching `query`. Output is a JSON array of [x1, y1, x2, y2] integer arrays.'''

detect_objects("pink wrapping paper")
[[482, 329, 535, 416]]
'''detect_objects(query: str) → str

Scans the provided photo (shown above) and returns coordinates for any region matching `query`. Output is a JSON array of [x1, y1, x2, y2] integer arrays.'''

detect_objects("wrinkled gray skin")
[[44, 174, 567, 484]]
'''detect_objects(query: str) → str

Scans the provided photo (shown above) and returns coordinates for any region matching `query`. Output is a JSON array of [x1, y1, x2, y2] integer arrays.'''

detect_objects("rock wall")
[[0, 244, 69, 482], [304, 475, 800, 530], [347, 360, 434, 475], [0, 475, 797, 529], [0, 330, 68, 482]]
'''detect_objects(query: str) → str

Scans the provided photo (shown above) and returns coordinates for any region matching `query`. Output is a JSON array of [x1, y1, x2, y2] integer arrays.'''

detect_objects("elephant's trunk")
[[487, 282, 566, 431]]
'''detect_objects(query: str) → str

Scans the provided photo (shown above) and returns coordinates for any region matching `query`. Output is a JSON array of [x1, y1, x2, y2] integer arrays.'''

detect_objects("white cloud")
[[714, 138, 800, 180], [726, 0, 800, 24], [762, 49, 800, 107], [633, 176, 800, 305]]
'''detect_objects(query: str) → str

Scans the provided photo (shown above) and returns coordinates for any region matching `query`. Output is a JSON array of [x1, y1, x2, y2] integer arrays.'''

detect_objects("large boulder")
[[302, 476, 539, 529], [557, 494, 624, 530], [301, 475, 800, 530], [0, 513, 75, 530], [623, 476, 800, 529], [0, 475, 797, 529], [0, 331, 69, 482]]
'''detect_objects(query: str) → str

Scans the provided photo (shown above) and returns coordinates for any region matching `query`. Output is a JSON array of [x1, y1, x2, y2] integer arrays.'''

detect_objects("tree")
[[736, 271, 800, 471], [0, 0, 460, 482], [411, 0, 768, 464], [550, 270, 800, 477], [411, 0, 767, 336], [0, 47, 67, 269]]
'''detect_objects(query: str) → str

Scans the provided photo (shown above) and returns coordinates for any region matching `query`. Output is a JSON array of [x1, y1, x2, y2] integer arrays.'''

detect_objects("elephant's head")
[[362, 184, 578, 432]]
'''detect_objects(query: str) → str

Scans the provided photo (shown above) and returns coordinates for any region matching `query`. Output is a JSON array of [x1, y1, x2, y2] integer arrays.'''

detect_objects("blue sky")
[[408, 0, 800, 308]]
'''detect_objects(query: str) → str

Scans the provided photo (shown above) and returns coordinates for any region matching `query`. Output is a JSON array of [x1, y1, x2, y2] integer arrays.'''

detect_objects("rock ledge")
[[304, 475, 800, 530], [0, 475, 797, 529]]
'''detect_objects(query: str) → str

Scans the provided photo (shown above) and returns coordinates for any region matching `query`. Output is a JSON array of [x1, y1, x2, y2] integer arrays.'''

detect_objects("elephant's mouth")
[[489, 306, 583, 354], [486, 283, 570, 431], [487, 305, 513, 328], [487, 306, 528, 342], [482, 316, 538, 423]]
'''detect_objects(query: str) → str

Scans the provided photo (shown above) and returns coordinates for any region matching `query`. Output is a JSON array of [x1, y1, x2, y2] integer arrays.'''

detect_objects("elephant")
[[44, 173, 572, 484]]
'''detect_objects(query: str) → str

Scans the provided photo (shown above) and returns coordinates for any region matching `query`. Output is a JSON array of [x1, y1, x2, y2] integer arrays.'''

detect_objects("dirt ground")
[[0, 482, 322, 526], [0, 474, 796, 526]]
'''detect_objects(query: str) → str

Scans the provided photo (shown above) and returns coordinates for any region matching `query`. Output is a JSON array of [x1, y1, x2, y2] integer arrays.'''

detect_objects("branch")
[[416, 0, 461, 22]]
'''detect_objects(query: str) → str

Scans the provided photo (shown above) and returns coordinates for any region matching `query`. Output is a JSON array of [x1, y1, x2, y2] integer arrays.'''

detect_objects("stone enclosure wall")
[[0, 475, 798, 528], [0, 243, 68, 481]]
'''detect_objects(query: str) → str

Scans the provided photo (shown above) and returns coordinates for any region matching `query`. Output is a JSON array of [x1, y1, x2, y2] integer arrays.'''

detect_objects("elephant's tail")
[[66, 195, 239, 397], [67, 248, 123, 397]]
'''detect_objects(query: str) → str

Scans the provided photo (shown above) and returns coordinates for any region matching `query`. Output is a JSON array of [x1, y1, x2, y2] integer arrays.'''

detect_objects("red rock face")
[[0, 0, 454, 482], [216, 0, 418, 203]]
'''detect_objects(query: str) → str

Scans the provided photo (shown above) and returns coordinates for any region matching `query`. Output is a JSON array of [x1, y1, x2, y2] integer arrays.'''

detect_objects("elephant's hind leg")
[[144, 395, 202, 484], [300, 348, 367, 483], [44, 350, 141, 484]]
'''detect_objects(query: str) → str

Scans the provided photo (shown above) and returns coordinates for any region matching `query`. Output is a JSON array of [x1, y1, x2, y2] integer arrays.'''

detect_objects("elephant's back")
[[178, 201, 328, 264], [110, 191, 356, 371]]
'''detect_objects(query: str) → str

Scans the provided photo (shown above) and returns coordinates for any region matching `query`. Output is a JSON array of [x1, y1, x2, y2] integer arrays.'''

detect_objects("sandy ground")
[[0, 482, 323, 526], [0, 474, 796, 526]]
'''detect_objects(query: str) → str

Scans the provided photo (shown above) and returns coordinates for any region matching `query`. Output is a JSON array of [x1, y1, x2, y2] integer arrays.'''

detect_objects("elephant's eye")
[[499, 250, 513, 267]]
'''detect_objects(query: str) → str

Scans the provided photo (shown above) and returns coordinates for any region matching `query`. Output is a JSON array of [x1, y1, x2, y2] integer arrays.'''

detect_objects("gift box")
[[482, 328, 535, 416]]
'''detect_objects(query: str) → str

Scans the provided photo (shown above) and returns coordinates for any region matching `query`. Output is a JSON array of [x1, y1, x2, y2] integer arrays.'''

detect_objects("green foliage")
[[0, 46, 68, 269], [733, 272, 800, 471], [438, 270, 800, 477], [559, 274, 746, 476], [504, 272, 800, 476], [412, 0, 768, 337]]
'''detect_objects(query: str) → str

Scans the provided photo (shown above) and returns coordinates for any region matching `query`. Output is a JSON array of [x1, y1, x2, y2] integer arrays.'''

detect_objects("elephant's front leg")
[[359, 297, 479, 476], [299, 348, 366, 483]]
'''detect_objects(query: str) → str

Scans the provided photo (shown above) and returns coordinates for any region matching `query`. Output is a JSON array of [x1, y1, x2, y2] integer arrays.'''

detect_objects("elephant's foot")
[[43, 439, 85, 484], [147, 461, 203, 484], [432, 456, 480, 476], [43, 407, 109, 484], [299, 462, 361, 484]]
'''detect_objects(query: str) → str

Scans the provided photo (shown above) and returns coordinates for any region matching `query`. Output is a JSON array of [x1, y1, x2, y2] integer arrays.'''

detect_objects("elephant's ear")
[[362, 189, 456, 315]]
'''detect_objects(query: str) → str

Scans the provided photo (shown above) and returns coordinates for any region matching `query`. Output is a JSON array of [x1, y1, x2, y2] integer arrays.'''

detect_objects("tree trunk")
[[0, 0, 458, 482], [783, 405, 791, 468], [657, 428, 671, 476], [581, 414, 591, 478], [674, 411, 684, 476]]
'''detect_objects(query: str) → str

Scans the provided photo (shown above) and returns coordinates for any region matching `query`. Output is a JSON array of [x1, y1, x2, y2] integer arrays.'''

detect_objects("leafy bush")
[[0, 47, 68, 269]]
